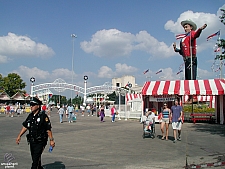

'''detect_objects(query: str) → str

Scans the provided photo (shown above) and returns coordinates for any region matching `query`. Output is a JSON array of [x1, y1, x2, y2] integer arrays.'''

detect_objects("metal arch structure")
[[31, 78, 85, 96], [30, 79, 129, 101]]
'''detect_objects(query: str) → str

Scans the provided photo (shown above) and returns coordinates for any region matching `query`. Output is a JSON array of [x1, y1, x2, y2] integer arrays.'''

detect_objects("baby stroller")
[[142, 112, 156, 139]]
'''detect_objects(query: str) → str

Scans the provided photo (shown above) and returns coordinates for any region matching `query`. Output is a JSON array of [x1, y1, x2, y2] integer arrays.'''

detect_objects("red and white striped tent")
[[183, 95, 215, 108], [126, 93, 142, 102], [183, 95, 215, 102], [142, 79, 225, 96], [142, 79, 225, 124]]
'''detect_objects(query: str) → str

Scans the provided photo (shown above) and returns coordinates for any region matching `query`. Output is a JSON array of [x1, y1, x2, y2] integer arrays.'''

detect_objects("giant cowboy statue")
[[173, 19, 207, 103]]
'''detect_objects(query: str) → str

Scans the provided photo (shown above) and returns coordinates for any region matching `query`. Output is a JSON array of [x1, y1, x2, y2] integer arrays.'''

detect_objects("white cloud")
[[81, 29, 135, 57], [81, 29, 174, 59], [156, 68, 178, 80], [115, 63, 138, 74], [164, 10, 219, 34], [14, 66, 50, 80], [97, 63, 138, 78], [134, 31, 174, 58], [0, 55, 10, 63], [98, 66, 115, 78], [12, 66, 77, 83], [51, 68, 76, 80], [0, 32, 55, 58], [197, 68, 214, 79]]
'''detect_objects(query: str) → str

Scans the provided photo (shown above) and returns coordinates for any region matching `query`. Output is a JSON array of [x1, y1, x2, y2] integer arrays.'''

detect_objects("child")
[[144, 111, 155, 131]]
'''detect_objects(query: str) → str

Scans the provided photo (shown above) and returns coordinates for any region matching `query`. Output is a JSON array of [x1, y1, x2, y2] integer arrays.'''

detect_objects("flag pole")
[[189, 30, 194, 112], [218, 30, 222, 79], [190, 31, 193, 80]]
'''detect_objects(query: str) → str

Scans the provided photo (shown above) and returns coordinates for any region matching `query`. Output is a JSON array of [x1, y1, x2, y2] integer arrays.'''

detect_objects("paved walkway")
[[0, 109, 225, 169]]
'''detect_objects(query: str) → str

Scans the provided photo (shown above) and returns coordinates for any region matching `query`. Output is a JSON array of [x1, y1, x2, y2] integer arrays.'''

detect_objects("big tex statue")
[[173, 19, 207, 103]]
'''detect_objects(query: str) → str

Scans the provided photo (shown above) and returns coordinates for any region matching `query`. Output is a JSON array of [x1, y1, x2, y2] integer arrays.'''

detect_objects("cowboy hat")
[[181, 20, 197, 31]]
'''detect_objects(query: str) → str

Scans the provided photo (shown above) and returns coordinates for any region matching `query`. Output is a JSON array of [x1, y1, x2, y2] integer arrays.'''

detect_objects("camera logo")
[[1, 153, 18, 168]]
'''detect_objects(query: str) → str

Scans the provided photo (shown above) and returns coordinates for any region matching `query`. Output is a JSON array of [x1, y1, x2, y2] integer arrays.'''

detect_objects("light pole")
[[83, 75, 88, 105], [30, 77, 35, 97], [95, 93, 98, 108], [71, 34, 77, 104], [117, 88, 121, 120], [125, 82, 132, 121]]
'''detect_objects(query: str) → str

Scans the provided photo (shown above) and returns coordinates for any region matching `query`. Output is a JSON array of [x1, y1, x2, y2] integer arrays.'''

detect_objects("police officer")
[[16, 97, 55, 169]]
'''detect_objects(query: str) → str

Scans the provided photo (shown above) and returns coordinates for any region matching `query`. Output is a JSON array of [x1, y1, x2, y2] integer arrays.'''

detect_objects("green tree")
[[215, 8, 225, 60], [2, 73, 26, 96], [107, 91, 117, 102], [72, 96, 83, 105], [219, 8, 225, 25], [0, 74, 4, 92]]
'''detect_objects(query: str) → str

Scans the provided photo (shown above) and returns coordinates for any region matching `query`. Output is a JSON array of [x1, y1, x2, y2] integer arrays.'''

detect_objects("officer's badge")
[[45, 117, 48, 122], [37, 118, 40, 122]]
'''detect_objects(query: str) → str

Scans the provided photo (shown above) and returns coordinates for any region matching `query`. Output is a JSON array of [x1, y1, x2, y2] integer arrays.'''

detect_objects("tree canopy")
[[215, 8, 225, 60], [0, 73, 26, 96]]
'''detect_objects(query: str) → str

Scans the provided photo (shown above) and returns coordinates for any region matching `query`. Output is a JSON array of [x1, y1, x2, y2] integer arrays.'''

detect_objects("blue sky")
[[1, 0, 225, 97]]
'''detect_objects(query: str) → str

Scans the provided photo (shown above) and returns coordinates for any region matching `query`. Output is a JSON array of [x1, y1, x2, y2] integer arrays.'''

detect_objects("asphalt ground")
[[0, 109, 225, 169]]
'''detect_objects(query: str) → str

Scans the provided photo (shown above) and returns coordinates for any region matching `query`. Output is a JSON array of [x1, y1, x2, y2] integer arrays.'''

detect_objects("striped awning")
[[183, 95, 214, 102], [126, 93, 142, 102], [142, 79, 225, 96]]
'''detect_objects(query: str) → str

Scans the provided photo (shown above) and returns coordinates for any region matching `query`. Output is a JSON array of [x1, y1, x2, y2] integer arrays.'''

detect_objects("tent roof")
[[142, 79, 225, 96], [0, 91, 11, 100], [11, 92, 25, 100]]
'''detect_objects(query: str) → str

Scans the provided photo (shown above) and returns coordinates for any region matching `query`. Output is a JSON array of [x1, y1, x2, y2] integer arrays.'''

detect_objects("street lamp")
[[71, 34, 77, 104], [30, 77, 35, 96], [83, 75, 88, 105], [116, 88, 122, 120], [125, 82, 132, 121]]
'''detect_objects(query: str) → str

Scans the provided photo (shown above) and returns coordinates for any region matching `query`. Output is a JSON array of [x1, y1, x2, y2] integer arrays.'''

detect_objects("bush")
[[183, 104, 215, 113]]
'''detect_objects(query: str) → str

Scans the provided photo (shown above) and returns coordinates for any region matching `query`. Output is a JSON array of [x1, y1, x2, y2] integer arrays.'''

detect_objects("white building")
[[112, 75, 135, 88]]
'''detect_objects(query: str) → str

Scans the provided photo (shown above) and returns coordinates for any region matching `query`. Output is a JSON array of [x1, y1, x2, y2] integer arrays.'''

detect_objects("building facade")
[[112, 75, 135, 88]]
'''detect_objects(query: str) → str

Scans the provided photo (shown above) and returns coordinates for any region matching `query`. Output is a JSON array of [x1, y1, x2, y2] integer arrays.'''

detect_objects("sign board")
[[149, 95, 176, 102]]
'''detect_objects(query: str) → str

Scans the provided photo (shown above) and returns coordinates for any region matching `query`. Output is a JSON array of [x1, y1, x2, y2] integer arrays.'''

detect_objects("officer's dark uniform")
[[23, 97, 52, 169]]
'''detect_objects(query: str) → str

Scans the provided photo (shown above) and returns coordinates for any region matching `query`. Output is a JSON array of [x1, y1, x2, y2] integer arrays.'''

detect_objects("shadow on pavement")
[[190, 123, 225, 137], [43, 161, 65, 169]]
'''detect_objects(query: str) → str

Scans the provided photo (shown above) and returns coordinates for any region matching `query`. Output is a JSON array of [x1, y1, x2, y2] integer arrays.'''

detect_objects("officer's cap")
[[30, 97, 42, 105]]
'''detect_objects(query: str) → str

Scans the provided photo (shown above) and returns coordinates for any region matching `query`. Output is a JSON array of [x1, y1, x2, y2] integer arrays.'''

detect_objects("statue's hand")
[[201, 24, 207, 30], [173, 42, 176, 48], [173, 42, 176, 49]]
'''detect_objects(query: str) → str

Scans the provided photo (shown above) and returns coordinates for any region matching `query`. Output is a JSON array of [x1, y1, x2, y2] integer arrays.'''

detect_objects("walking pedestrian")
[[111, 105, 116, 122], [6, 104, 10, 117], [67, 104, 74, 123], [42, 104, 47, 113], [86, 104, 91, 116], [58, 105, 64, 123], [47, 104, 51, 117], [10, 104, 15, 117], [16, 97, 55, 169], [160, 103, 171, 141], [75, 104, 79, 116], [91, 104, 96, 116], [100, 105, 105, 122], [170, 99, 183, 143], [80, 105, 85, 116]]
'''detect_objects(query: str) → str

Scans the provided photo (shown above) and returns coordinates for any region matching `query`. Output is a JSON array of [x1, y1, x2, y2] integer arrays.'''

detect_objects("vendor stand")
[[142, 79, 225, 124]]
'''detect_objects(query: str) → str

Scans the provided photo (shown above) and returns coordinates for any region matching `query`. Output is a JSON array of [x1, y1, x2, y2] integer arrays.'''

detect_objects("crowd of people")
[[0, 102, 119, 124], [0, 103, 26, 117], [0, 103, 53, 117], [56, 103, 118, 123]]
